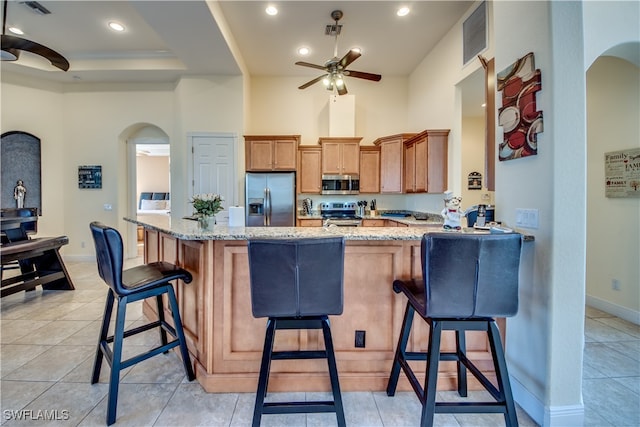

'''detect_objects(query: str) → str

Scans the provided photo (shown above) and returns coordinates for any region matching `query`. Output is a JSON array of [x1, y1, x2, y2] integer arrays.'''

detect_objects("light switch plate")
[[516, 208, 539, 229]]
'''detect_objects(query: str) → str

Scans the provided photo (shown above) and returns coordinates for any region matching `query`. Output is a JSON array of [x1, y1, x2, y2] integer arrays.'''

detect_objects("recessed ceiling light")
[[481, 103, 487, 108], [297, 47, 310, 56], [8, 27, 24, 35], [397, 7, 410, 17], [108, 21, 125, 32], [265, 5, 278, 16]]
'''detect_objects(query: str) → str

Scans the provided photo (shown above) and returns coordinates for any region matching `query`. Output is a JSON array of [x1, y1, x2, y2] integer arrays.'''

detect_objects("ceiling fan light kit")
[[1, 0, 70, 71], [296, 10, 381, 96]]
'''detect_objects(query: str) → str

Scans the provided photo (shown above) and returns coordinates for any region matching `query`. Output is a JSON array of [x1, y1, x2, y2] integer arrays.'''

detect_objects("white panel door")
[[189, 133, 236, 224]]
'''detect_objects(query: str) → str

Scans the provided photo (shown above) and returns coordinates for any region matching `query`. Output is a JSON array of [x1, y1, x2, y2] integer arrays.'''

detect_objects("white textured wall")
[[248, 76, 408, 146], [586, 56, 640, 317]]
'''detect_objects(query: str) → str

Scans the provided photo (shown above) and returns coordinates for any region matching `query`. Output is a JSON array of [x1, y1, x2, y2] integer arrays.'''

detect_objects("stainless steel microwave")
[[321, 174, 360, 195]]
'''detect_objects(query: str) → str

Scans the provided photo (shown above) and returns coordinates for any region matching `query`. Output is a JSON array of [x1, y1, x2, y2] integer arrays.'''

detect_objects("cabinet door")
[[247, 140, 273, 171], [426, 131, 449, 193], [362, 219, 385, 227], [322, 142, 342, 174], [359, 148, 380, 193], [414, 137, 428, 192], [404, 143, 416, 193], [273, 139, 297, 171], [341, 142, 360, 175], [380, 140, 403, 193], [298, 148, 322, 193]]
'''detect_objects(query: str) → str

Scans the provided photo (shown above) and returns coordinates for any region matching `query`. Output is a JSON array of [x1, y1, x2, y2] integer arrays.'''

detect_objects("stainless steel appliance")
[[245, 172, 296, 226], [320, 202, 363, 227], [465, 205, 495, 227], [321, 174, 359, 195]]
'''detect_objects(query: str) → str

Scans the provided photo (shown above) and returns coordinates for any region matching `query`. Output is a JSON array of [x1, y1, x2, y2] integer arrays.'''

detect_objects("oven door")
[[324, 218, 362, 227]]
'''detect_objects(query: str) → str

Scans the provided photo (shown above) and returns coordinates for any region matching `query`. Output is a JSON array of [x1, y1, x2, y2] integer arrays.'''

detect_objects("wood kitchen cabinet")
[[362, 219, 385, 227], [404, 130, 450, 193], [319, 137, 362, 175], [297, 146, 322, 194], [297, 219, 323, 227], [245, 135, 299, 171], [373, 133, 416, 193], [359, 146, 381, 193]]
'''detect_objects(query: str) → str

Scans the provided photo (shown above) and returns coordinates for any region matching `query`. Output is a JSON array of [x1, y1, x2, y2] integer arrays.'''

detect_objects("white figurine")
[[441, 192, 463, 230], [14, 180, 26, 209]]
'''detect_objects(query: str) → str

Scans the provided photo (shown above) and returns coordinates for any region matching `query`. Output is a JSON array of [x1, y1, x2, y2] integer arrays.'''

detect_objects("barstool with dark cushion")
[[248, 237, 346, 427], [89, 221, 195, 425], [386, 232, 523, 427]]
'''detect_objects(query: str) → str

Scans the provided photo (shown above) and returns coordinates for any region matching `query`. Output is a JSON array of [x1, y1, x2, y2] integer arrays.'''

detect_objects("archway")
[[117, 123, 171, 258]]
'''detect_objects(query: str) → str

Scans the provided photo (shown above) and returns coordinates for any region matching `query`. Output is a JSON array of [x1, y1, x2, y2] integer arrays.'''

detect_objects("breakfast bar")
[[127, 214, 528, 394]]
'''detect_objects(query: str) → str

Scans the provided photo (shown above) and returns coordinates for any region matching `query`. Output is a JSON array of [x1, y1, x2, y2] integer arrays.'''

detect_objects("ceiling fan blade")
[[339, 50, 361, 68], [337, 82, 348, 96], [2, 34, 69, 71], [344, 69, 382, 82], [295, 61, 327, 71], [298, 74, 327, 90]]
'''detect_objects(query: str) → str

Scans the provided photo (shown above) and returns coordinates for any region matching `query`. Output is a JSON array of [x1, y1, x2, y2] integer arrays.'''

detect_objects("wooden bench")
[[1, 236, 75, 297]]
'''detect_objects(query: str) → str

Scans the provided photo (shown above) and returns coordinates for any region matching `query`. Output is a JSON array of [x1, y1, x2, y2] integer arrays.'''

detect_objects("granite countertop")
[[297, 210, 444, 226], [127, 214, 533, 241]]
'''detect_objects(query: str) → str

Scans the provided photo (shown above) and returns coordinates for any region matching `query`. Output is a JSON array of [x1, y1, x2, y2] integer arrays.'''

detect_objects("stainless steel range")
[[319, 202, 363, 227]]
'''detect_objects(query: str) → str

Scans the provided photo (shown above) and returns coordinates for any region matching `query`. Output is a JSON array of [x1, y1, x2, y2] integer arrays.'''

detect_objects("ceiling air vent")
[[21, 1, 51, 15]]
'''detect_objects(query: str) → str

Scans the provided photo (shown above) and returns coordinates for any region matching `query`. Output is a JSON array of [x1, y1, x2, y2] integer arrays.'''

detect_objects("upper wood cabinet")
[[297, 146, 322, 194], [404, 130, 450, 193], [373, 133, 416, 193], [245, 135, 299, 171], [359, 146, 380, 193], [319, 137, 362, 175]]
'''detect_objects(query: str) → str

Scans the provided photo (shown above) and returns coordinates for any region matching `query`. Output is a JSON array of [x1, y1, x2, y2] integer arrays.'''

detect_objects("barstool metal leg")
[[166, 285, 195, 380], [455, 329, 468, 397], [421, 320, 442, 427], [91, 290, 114, 384], [106, 295, 128, 425], [253, 318, 276, 427], [387, 302, 415, 396], [156, 294, 169, 351], [487, 320, 518, 427], [321, 317, 346, 427]]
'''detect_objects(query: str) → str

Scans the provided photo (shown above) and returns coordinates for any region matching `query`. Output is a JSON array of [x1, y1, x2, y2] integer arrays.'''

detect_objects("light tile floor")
[[1, 258, 638, 426]]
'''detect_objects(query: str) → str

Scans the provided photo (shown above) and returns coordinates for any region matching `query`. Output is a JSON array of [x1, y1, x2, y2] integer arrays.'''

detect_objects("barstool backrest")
[[90, 221, 125, 295], [421, 233, 522, 318], [248, 237, 345, 318]]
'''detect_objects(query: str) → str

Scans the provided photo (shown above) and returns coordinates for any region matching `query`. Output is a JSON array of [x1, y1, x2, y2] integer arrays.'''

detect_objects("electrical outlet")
[[612, 279, 621, 291], [103, 203, 113, 211], [355, 330, 366, 348]]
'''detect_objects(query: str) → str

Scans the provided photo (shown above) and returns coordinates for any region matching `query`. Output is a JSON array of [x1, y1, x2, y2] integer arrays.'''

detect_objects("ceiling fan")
[[296, 10, 381, 95], [1, 0, 69, 71]]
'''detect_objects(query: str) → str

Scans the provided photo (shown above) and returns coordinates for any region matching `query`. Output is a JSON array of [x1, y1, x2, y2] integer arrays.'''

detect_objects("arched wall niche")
[[1, 131, 42, 213]]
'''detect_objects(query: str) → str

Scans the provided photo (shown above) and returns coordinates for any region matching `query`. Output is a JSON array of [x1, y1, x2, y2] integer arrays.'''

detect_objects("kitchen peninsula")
[[126, 214, 528, 394]]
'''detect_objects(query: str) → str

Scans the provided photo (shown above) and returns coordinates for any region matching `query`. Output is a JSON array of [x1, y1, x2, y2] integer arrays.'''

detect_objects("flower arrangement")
[[191, 193, 224, 217]]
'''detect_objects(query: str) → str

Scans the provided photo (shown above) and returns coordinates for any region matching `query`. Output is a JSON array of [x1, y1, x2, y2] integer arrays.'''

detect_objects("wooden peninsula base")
[[138, 223, 505, 394]]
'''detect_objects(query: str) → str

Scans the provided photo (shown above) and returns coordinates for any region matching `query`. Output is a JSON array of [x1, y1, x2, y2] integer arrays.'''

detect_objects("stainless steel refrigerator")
[[245, 172, 296, 226]]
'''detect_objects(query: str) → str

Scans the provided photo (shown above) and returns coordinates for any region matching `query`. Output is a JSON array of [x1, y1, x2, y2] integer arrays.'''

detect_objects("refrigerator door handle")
[[264, 187, 271, 226]]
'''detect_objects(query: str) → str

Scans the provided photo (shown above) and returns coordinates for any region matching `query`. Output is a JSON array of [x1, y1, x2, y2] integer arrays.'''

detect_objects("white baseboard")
[[586, 295, 640, 325], [511, 375, 545, 425], [62, 255, 95, 262], [512, 376, 585, 426], [544, 404, 585, 426]]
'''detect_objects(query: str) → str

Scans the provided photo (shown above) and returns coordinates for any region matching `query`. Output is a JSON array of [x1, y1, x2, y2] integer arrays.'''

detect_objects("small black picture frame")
[[78, 165, 102, 189]]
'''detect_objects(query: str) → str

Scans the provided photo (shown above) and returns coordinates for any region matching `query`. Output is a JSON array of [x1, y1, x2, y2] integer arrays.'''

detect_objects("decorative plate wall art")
[[497, 52, 543, 161]]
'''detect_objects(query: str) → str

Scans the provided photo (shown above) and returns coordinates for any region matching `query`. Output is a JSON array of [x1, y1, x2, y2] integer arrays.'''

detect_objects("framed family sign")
[[604, 148, 640, 198]]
